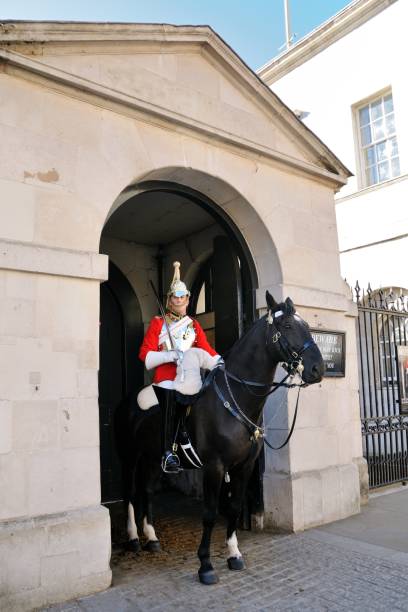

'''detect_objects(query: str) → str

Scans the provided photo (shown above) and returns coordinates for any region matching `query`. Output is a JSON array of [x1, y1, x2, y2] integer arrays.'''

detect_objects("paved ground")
[[44, 486, 408, 612]]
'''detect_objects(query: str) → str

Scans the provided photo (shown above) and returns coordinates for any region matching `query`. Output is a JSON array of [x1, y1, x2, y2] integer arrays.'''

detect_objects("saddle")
[[135, 363, 224, 471], [136, 363, 222, 411], [135, 386, 203, 470], [173, 365, 224, 469]]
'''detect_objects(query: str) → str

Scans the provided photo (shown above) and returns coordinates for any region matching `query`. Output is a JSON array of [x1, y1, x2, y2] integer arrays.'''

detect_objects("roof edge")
[[258, 0, 397, 84]]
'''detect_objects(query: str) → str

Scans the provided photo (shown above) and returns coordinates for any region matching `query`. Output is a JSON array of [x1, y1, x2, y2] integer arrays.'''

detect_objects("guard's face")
[[169, 294, 189, 315]]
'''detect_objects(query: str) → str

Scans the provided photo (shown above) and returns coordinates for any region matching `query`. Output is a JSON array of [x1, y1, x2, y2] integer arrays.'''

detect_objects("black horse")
[[115, 292, 324, 584]]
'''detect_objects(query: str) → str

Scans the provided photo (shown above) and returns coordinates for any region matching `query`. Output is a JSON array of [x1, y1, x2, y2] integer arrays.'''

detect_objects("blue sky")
[[1, 0, 351, 69]]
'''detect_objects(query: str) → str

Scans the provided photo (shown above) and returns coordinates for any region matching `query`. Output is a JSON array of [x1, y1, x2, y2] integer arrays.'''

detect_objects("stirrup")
[[161, 451, 182, 474]]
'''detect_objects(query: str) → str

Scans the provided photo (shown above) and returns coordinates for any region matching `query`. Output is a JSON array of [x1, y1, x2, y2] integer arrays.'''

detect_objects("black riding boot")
[[154, 387, 181, 474]]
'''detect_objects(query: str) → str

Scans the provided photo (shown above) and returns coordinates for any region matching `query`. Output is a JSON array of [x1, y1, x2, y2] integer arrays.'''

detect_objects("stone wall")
[[0, 263, 112, 610], [263, 301, 362, 531]]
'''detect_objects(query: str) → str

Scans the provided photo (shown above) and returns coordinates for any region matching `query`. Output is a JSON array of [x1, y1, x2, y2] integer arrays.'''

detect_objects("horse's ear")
[[284, 297, 295, 315], [266, 291, 278, 311]]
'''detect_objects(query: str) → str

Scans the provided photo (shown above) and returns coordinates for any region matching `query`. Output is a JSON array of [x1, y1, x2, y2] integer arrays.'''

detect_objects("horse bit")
[[213, 308, 317, 450]]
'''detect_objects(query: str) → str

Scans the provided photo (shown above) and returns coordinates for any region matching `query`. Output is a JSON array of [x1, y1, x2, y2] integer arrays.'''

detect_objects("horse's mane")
[[224, 300, 294, 361], [224, 314, 267, 361]]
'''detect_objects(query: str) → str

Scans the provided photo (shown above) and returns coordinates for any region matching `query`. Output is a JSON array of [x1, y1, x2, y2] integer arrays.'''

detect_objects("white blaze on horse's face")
[[283, 309, 324, 383], [269, 308, 313, 378]]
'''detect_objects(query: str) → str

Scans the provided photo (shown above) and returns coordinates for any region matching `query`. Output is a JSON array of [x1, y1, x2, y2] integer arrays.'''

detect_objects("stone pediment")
[[0, 22, 350, 184]]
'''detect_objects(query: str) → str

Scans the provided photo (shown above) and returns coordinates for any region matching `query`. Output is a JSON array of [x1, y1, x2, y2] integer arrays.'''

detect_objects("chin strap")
[[166, 309, 186, 322]]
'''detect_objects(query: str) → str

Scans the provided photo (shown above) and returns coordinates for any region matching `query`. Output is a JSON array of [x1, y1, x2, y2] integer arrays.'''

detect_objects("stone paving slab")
[[42, 489, 408, 612], [43, 532, 408, 612], [311, 486, 408, 554]]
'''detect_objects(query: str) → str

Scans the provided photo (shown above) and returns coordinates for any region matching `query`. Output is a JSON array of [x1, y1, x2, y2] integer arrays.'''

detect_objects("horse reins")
[[213, 310, 318, 450]]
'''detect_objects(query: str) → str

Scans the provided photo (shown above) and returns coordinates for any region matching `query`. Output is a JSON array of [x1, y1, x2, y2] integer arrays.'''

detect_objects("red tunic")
[[139, 316, 217, 384]]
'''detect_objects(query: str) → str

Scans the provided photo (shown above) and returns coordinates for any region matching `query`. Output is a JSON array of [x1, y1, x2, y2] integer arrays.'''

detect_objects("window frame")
[[353, 88, 400, 190]]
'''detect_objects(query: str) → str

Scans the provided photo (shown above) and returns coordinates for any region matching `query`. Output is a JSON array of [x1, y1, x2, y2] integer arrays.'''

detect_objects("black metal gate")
[[355, 284, 408, 488]]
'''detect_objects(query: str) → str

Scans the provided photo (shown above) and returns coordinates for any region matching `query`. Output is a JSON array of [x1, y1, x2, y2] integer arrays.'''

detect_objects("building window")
[[357, 92, 400, 187]]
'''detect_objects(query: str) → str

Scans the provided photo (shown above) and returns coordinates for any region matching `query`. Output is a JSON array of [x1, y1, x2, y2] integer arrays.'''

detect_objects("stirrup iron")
[[161, 451, 182, 474]]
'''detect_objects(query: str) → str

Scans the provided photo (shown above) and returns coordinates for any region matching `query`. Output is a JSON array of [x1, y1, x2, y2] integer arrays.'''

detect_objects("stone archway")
[[98, 170, 281, 529], [104, 167, 283, 307]]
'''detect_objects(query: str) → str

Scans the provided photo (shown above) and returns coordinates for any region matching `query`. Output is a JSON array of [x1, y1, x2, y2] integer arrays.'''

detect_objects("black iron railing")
[[353, 283, 408, 488]]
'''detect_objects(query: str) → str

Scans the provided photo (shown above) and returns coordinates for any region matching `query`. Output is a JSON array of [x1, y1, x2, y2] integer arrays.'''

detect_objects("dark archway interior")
[[99, 261, 144, 505], [99, 183, 263, 542]]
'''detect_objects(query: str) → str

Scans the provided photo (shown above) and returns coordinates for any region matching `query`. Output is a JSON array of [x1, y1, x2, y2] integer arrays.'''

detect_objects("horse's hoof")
[[227, 556, 245, 571], [126, 539, 141, 553], [143, 540, 161, 553], [198, 569, 219, 585]]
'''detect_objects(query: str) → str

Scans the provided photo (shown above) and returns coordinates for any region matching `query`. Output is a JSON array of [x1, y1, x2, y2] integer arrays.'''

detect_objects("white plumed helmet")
[[167, 261, 190, 299]]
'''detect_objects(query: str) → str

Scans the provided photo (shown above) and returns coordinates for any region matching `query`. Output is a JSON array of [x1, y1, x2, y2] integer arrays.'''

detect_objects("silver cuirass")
[[158, 316, 196, 352]]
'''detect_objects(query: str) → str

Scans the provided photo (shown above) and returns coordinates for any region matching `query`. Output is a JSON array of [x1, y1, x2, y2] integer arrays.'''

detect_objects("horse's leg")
[[197, 461, 224, 585], [225, 462, 255, 571], [142, 461, 161, 552], [127, 501, 141, 552], [123, 463, 141, 553]]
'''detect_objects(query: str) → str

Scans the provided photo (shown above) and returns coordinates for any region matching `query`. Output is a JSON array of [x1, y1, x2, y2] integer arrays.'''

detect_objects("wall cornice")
[[0, 239, 108, 281], [256, 284, 356, 315], [335, 172, 408, 204]]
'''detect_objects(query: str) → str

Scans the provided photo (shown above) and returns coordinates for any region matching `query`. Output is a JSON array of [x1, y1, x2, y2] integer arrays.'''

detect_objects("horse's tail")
[[114, 391, 159, 460]]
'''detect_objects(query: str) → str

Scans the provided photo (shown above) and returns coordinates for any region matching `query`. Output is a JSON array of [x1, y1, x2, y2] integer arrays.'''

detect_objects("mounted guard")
[[117, 289, 324, 579], [138, 261, 221, 473]]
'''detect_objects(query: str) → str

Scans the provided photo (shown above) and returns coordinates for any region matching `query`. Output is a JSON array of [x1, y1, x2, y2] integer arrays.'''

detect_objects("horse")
[[115, 291, 324, 585]]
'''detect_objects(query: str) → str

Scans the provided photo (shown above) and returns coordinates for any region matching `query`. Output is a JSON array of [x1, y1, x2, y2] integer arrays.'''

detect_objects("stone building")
[[258, 0, 407, 292], [0, 21, 364, 609], [258, 0, 408, 493]]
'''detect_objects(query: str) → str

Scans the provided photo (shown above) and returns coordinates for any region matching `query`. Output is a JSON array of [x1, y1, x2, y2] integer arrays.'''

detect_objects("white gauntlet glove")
[[145, 350, 180, 370]]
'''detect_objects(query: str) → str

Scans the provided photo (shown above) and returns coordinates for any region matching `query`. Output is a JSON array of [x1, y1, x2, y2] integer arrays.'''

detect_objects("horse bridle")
[[213, 310, 318, 450], [266, 308, 317, 378], [223, 309, 317, 396]]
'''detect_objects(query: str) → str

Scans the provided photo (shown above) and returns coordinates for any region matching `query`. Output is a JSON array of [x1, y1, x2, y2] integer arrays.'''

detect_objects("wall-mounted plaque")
[[310, 329, 346, 377], [397, 345, 408, 411]]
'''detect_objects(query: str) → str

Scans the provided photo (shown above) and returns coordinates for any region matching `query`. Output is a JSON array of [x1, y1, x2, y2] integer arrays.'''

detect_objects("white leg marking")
[[227, 532, 242, 559], [143, 516, 158, 542], [127, 502, 138, 541]]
